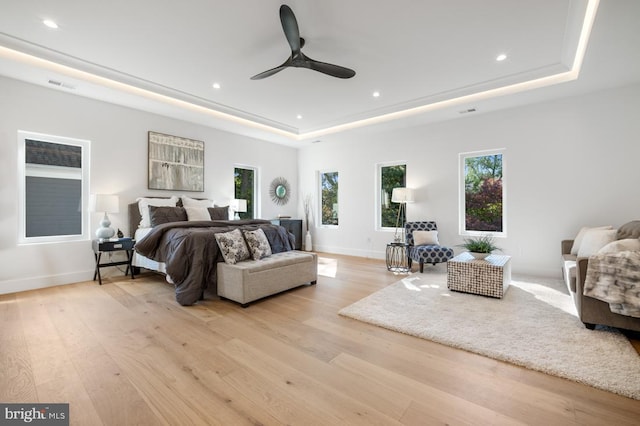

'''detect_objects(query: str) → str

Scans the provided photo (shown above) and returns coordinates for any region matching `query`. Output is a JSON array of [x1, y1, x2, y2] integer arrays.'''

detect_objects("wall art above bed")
[[148, 131, 204, 192]]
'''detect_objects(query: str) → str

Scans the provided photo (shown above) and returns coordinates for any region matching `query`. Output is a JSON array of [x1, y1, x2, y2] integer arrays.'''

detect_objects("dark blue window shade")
[[25, 176, 82, 237]]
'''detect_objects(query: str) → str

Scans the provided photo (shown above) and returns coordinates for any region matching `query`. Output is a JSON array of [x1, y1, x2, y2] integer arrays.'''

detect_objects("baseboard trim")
[[0, 270, 93, 295]]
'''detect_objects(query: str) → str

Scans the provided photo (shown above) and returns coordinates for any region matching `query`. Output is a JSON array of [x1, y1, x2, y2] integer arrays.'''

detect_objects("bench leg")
[[310, 280, 317, 285]]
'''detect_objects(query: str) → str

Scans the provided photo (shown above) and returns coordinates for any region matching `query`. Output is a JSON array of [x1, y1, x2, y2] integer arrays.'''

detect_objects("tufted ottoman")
[[217, 251, 317, 307]]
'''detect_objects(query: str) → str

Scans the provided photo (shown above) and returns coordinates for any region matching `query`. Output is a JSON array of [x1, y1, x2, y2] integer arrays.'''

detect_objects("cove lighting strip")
[[0, 0, 599, 142]]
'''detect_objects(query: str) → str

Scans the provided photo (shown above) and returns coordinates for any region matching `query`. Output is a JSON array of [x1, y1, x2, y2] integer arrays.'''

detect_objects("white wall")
[[298, 83, 640, 277], [0, 76, 299, 294]]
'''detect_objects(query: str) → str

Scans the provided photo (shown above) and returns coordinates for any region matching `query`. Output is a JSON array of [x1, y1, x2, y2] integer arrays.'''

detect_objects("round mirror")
[[269, 177, 290, 205], [275, 184, 287, 198]]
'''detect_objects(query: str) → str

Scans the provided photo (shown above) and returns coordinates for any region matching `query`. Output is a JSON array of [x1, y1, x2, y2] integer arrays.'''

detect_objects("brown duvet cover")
[[135, 219, 295, 305]]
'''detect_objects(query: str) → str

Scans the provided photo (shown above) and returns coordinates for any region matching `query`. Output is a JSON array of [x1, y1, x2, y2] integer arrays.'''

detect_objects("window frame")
[[17, 130, 91, 244], [376, 161, 407, 231], [234, 164, 259, 219], [318, 169, 339, 228], [458, 149, 506, 237]]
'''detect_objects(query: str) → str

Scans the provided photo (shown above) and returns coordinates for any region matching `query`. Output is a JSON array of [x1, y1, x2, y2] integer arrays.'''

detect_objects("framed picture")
[[148, 131, 204, 192]]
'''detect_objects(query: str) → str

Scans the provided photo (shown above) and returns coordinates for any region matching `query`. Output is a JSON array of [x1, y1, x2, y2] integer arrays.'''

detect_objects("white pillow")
[[181, 196, 214, 207], [598, 238, 640, 254], [137, 196, 179, 228], [184, 206, 211, 221], [413, 230, 439, 245], [570, 225, 613, 255], [577, 229, 617, 257]]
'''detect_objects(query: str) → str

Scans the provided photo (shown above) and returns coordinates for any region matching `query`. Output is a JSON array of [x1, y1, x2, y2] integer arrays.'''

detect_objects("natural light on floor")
[[317, 256, 338, 278]]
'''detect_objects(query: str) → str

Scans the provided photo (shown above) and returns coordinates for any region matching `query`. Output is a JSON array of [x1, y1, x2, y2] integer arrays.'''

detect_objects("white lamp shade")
[[391, 188, 414, 203], [231, 199, 247, 212], [90, 194, 119, 213]]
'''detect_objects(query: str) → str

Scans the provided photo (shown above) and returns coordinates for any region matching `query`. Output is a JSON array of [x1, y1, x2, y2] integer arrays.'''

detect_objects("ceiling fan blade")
[[250, 62, 289, 80], [305, 56, 356, 79], [280, 5, 301, 54]]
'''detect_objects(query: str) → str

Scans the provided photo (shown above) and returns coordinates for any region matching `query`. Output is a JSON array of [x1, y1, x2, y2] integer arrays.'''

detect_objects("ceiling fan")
[[250, 4, 356, 80]]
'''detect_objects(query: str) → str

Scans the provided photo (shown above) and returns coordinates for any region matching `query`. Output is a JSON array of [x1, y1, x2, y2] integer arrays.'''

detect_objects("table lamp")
[[91, 194, 119, 240]]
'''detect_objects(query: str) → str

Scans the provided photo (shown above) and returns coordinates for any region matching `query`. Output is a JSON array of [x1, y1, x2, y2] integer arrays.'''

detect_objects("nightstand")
[[92, 238, 136, 285]]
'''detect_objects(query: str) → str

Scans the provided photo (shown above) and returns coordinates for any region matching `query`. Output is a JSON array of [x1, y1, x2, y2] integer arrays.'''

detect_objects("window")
[[320, 171, 339, 226], [459, 150, 505, 236], [234, 166, 257, 219], [378, 162, 406, 229], [18, 131, 90, 244]]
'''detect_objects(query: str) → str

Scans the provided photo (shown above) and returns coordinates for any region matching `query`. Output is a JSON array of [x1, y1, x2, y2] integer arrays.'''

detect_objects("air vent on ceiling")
[[48, 79, 76, 90], [459, 108, 477, 114]]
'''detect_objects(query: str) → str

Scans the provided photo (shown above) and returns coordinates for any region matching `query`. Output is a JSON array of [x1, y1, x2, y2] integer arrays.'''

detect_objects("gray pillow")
[[616, 220, 640, 240], [149, 206, 187, 227], [208, 206, 229, 220]]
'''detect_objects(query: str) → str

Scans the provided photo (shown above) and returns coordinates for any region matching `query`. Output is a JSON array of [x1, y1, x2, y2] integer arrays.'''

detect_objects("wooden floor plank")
[[0, 252, 638, 426]]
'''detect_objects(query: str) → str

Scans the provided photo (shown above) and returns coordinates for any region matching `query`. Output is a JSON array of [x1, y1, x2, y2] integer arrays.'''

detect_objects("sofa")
[[561, 220, 640, 331]]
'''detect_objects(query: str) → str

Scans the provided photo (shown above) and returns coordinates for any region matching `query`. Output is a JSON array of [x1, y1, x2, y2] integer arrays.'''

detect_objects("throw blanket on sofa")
[[583, 251, 640, 318], [135, 219, 294, 306]]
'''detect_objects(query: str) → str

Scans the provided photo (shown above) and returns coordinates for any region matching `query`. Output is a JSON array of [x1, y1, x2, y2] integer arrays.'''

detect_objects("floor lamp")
[[391, 187, 414, 242]]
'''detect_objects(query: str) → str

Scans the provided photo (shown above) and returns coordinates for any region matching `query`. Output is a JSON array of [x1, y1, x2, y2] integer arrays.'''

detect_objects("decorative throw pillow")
[[616, 220, 640, 240], [570, 225, 613, 255], [208, 206, 229, 220], [137, 196, 179, 228], [214, 229, 250, 264], [577, 229, 617, 257], [598, 238, 640, 254], [184, 206, 212, 221], [181, 196, 214, 207], [149, 206, 187, 227], [413, 230, 439, 245], [243, 228, 272, 260]]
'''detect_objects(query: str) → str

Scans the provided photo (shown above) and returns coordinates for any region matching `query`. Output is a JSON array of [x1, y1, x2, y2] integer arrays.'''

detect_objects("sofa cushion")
[[570, 225, 613, 255], [577, 229, 617, 257], [598, 238, 640, 254], [616, 220, 640, 240], [563, 259, 577, 292]]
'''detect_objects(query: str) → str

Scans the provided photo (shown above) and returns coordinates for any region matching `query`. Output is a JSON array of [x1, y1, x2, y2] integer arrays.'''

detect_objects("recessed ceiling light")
[[43, 19, 58, 29], [372, 91, 380, 98], [296, 114, 303, 119], [212, 82, 221, 89], [496, 53, 507, 62]]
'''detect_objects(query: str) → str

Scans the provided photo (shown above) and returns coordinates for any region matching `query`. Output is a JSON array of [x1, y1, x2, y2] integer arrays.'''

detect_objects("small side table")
[[447, 253, 511, 298], [386, 242, 410, 273], [92, 238, 136, 285]]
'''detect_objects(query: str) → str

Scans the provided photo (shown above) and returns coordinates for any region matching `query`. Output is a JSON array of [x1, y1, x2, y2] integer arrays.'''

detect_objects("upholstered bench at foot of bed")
[[217, 251, 318, 307]]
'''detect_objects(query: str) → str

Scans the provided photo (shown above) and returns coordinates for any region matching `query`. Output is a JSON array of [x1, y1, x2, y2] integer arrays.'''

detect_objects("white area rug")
[[339, 273, 640, 400]]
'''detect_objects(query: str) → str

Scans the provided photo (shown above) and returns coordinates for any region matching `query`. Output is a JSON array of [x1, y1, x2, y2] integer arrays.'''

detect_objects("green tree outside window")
[[464, 154, 503, 232], [321, 171, 338, 226], [234, 167, 254, 219], [380, 164, 406, 228]]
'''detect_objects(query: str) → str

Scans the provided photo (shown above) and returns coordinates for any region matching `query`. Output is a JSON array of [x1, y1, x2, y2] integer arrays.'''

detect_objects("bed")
[[128, 197, 295, 305]]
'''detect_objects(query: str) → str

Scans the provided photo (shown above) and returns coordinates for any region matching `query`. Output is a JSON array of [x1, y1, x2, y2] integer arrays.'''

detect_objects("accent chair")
[[405, 221, 454, 273]]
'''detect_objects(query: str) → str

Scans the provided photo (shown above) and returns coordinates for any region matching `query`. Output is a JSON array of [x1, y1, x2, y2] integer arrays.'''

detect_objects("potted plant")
[[459, 235, 501, 259]]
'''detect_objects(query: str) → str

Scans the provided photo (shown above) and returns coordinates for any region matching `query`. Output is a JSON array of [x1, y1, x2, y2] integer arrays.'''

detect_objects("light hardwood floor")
[[1, 253, 639, 425]]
